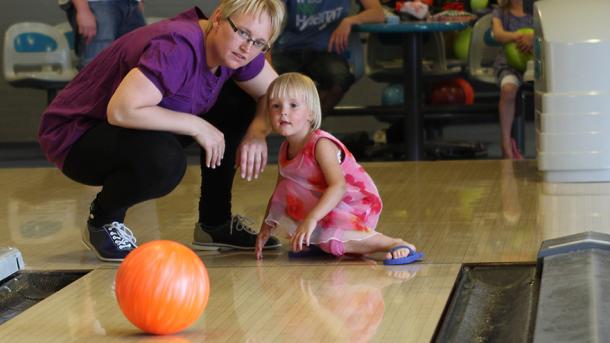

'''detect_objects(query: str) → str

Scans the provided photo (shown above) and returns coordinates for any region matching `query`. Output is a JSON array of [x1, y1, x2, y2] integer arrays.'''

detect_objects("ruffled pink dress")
[[265, 130, 382, 244]]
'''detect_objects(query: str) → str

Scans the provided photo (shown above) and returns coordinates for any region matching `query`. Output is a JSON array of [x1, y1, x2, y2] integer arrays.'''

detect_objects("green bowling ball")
[[453, 28, 472, 62], [470, 0, 489, 11], [504, 28, 534, 72]]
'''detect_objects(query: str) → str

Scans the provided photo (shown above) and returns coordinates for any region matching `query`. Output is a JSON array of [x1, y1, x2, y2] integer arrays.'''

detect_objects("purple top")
[[38, 7, 265, 169]]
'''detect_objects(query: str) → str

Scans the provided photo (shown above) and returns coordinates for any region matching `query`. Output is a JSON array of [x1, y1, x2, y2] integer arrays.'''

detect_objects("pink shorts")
[[318, 239, 345, 256]]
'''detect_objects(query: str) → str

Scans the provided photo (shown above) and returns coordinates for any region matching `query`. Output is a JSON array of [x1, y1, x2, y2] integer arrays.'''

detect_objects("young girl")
[[255, 72, 422, 265], [492, 0, 533, 159]]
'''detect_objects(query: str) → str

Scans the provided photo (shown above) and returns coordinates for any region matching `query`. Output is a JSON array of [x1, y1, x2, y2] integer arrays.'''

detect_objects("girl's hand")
[[516, 34, 534, 53], [255, 223, 273, 260], [193, 119, 225, 169], [328, 18, 353, 54], [291, 217, 317, 252]]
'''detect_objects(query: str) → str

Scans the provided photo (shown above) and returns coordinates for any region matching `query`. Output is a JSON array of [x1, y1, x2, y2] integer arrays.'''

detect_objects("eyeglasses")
[[226, 17, 270, 52]]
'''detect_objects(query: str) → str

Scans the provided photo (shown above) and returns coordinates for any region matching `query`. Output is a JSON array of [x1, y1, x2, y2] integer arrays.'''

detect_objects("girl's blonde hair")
[[267, 73, 322, 130], [208, 0, 286, 45]]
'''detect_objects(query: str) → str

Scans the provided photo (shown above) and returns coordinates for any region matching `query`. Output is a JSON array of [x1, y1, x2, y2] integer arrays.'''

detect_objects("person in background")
[[491, 0, 533, 159], [59, 0, 147, 69], [272, 0, 385, 115]]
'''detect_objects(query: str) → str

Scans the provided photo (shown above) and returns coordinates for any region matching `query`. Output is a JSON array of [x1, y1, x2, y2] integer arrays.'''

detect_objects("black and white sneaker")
[[82, 221, 137, 262], [192, 215, 281, 250]]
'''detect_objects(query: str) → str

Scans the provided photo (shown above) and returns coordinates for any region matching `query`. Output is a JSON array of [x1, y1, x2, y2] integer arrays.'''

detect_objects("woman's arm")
[[235, 60, 278, 180], [107, 68, 225, 168], [328, 0, 385, 53], [291, 138, 347, 251]]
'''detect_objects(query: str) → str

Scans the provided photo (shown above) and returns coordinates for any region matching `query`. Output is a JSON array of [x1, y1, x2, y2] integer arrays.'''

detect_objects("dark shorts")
[[272, 49, 355, 92]]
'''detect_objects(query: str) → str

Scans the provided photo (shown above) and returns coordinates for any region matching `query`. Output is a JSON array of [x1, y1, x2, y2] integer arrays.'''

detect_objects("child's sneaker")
[[192, 215, 281, 250], [82, 221, 137, 262]]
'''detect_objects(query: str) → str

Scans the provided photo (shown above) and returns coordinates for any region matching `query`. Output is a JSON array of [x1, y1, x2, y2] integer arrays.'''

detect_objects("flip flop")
[[383, 245, 424, 265], [288, 245, 329, 258], [511, 139, 524, 160]]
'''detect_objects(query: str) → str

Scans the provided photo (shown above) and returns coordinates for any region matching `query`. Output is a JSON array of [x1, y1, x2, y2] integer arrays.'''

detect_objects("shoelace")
[[104, 222, 137, 250], [230, 215, 257, 235]]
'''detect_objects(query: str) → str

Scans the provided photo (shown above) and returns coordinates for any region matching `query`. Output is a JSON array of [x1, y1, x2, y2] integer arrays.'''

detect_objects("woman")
[[38, 0, 286, 262]]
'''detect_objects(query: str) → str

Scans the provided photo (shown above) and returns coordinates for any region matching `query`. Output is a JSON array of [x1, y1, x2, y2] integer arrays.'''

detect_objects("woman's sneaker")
[[192, 215, 281, 250], [82, 221, 138, 262]]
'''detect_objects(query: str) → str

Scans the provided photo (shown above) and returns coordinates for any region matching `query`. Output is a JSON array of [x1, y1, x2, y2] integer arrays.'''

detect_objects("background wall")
[[0, 1, 382, 143]]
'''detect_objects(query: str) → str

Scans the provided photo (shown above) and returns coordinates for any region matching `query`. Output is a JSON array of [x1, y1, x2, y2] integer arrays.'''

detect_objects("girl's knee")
[[500, 85, 518, 101]]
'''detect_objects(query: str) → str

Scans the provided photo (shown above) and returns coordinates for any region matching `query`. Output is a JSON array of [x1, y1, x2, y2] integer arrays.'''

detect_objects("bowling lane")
[[5, 160, 606, 270], [0, 264, 460, 342]]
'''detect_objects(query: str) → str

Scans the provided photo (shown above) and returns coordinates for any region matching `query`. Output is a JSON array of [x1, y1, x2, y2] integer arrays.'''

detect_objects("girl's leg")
[[498, 75, 520, 159], [342, 234, 416, 261]]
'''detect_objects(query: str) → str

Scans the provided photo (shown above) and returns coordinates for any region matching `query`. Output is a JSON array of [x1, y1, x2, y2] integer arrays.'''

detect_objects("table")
[[354, 21, 468, 160]]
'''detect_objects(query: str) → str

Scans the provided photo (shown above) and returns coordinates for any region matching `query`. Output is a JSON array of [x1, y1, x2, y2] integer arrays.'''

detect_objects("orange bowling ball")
[[115, 240, 210, 335]]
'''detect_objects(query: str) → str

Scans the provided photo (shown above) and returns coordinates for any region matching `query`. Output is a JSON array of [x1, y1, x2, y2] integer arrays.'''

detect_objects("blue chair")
[[345, 32, 365, 81], [54, 21, 78, 67], [3, 22, 77, 103]]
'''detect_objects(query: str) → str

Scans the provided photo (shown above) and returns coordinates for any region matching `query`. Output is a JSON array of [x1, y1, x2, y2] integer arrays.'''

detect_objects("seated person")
[[272, 0, 385, 115]]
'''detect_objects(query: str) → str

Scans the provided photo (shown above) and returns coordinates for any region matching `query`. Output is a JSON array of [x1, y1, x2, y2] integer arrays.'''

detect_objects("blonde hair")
[[267, 73, 322, 130], [208, 0, 286, 45]]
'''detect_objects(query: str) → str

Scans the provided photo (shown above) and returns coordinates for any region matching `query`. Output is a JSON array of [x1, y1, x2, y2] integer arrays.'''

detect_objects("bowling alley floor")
[[0, 159, 603, 342]]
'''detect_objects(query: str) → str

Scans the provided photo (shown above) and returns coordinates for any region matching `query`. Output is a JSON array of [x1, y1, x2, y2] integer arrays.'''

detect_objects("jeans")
[[67, 0, 146, 69]]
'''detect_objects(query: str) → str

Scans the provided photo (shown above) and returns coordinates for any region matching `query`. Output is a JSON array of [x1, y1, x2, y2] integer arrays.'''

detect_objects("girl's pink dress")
[[265, 130, 382, 244]]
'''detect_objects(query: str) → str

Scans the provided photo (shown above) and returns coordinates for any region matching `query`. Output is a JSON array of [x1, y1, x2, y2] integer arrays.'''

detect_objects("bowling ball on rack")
[[430, 82, 466, 105], [115, 240, 210, 335], [470, 0, 489, 11], [453, 28, 472, 62], [381, 83, 404, 106]]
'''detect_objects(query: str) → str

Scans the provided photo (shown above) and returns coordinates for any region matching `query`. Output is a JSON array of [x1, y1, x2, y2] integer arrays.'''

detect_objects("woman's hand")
[[291, 217, 317, 252], [328, 18, 353, 54], [237, 133, 268, 181], [193, 119, 225, 168]]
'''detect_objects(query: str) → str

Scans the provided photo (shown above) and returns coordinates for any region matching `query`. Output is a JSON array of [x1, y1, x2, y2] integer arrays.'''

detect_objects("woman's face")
[[210, 11, 272, 69]]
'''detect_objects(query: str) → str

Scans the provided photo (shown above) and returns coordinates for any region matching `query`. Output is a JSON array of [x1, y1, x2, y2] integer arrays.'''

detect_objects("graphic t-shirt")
[[274, 0, 351, 51]]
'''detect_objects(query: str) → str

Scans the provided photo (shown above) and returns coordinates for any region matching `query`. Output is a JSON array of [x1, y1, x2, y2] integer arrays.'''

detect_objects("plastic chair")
[[3, 22, 77, 103], [466, 13, 502, 84], [346, 33, 365, 81], [54, 21, 78, 67]]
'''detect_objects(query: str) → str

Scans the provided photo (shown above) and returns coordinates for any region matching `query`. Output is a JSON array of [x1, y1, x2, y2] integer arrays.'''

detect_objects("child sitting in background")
[[255, 72, 422, 265], [492, 0, 533, 159]]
